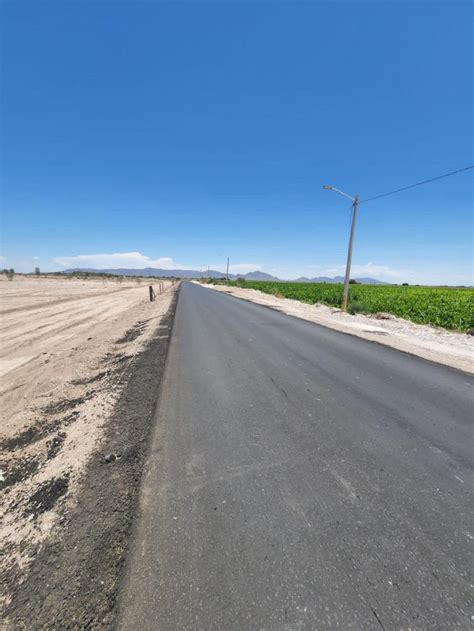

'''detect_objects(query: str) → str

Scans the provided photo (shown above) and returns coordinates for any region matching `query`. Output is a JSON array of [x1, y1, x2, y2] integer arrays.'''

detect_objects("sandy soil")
[[201, 282, 473, 374], [0, 275, 176, 606]]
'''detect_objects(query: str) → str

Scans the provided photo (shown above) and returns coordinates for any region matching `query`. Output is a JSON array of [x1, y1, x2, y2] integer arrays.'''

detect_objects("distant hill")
[[242, 271, 279, 280], [63, 267, 280, 281], [65, 267, 224, 278], [63, 267, 384, 284]]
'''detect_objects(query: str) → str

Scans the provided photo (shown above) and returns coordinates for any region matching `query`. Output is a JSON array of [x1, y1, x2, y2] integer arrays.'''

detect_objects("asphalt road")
[[118, 282, 473, 630]]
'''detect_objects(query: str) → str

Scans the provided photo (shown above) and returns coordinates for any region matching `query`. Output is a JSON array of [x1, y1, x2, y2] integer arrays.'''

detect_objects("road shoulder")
[[2, 288, 179, 629]]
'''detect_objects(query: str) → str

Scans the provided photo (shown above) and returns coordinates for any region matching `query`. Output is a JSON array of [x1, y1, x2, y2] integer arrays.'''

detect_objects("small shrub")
[[347, 301, 367, 315]]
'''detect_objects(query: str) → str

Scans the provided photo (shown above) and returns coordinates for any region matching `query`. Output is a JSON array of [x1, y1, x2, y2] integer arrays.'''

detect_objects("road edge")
[[200, 283, 473, 374]]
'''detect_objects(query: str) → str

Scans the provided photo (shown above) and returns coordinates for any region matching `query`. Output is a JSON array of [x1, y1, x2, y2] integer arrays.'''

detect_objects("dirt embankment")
[[1, 276, 179, 628]]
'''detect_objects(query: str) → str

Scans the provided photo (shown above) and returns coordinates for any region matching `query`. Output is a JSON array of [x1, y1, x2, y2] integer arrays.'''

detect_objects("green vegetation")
[[3, 268, 15, 281], [208, 280, 474, 332]]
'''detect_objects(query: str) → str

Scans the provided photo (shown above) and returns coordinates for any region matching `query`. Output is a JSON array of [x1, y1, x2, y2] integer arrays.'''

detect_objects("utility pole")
[[323, 167, 474, 309], [226, 257, 229, 280], [341, 194, 359, 312], [323, 185, 359, 313]]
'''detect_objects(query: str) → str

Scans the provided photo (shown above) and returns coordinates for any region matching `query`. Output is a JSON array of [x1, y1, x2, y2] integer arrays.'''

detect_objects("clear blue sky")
[[2, 1, 472, 283]]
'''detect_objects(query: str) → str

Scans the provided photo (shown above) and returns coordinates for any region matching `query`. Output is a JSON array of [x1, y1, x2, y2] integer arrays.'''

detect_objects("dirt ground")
[[1, 275, 177, 623], [201, 282, 474, 374]]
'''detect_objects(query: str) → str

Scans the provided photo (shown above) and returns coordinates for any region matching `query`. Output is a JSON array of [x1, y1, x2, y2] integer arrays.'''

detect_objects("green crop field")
[[209, 280, 474, 332]]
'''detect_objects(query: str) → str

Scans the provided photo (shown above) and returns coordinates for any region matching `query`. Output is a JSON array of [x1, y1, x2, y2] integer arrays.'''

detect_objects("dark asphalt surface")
[[118, 282, 473, 630]]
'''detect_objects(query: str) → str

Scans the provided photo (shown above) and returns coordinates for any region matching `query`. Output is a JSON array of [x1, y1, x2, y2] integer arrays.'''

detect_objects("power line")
[[360, 165, 474, 204]]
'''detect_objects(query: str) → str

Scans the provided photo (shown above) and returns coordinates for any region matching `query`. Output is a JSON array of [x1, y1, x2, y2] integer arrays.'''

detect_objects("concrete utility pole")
[[323, 185, 359, 313], [226, 257, 229, 280]]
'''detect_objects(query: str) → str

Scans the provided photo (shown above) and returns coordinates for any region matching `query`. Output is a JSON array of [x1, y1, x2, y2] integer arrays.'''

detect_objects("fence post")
[[149, 286, 155, 302]]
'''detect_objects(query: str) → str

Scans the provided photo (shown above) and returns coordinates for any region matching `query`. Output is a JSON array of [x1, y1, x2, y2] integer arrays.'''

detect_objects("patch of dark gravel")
[[1, 411, 79, 452], [25, 475, 70, 518], [115, 321, 147, 344], [3, 288, 179, 630], [46, 432, 67, 459], [104, 352, 133, 366], [43, 391, 95, 415], [1, 425, 40, 451], [0, 455, 40, 490], [71, 371, 110, 386]]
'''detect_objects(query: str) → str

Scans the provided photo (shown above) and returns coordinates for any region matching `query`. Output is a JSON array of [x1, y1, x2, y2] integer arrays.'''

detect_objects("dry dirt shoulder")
[[200, 283, 473, 374], [1, 279, 179, 629]]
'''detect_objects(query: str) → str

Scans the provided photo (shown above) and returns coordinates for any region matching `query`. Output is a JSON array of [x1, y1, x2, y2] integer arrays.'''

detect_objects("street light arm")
[[323, 185, 356, 202]]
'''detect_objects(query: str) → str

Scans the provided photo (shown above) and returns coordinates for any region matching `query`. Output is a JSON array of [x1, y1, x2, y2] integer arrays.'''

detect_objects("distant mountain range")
[[63, 267, 386, 284], [63, 267, 277, 280]]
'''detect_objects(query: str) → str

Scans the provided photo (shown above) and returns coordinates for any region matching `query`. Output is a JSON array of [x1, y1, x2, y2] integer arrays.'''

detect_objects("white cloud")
[[0, 255, 6, 264], [53, 252, 186, 270]]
